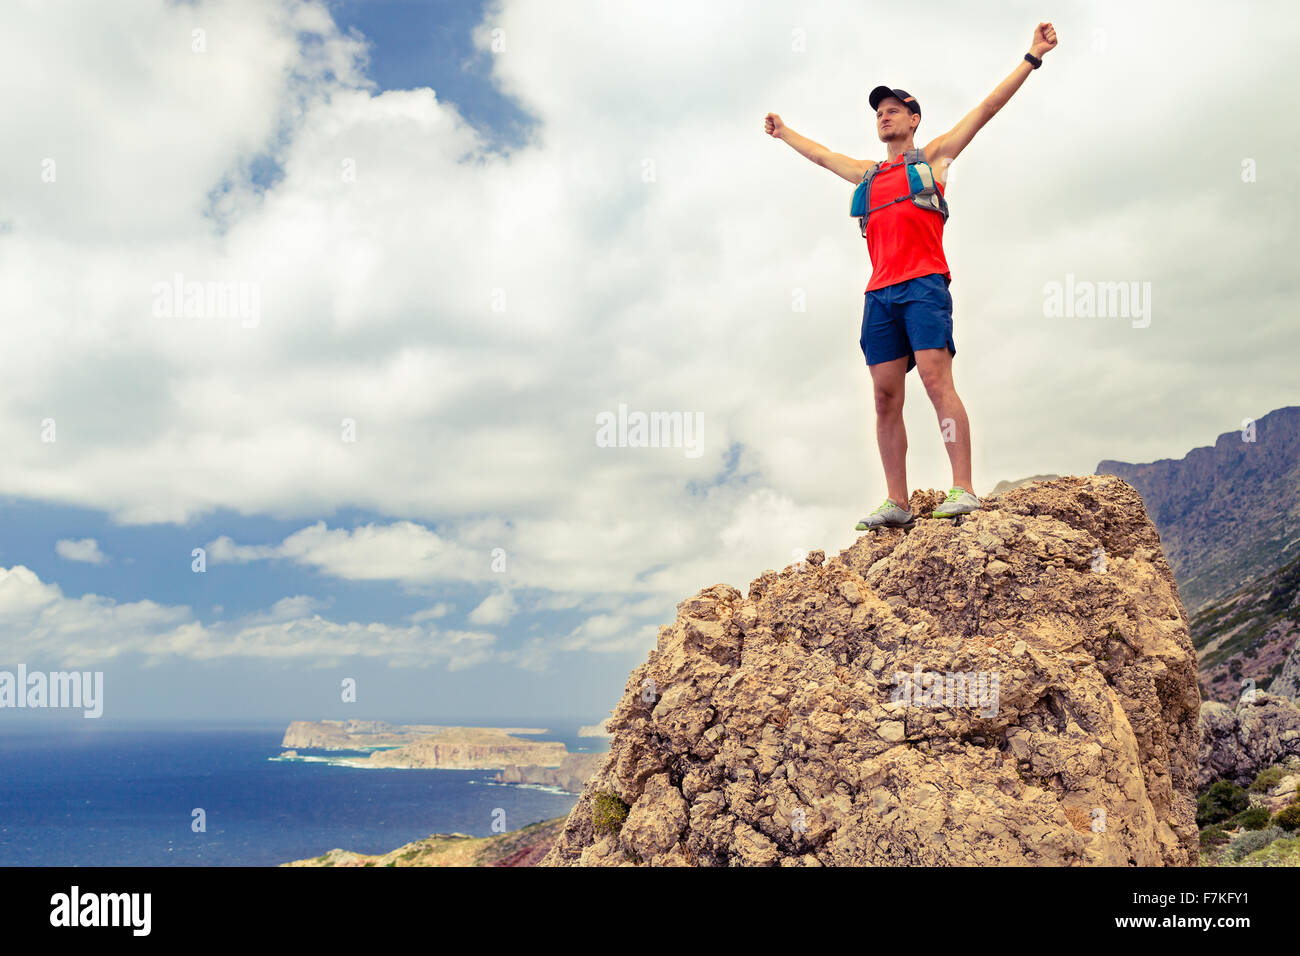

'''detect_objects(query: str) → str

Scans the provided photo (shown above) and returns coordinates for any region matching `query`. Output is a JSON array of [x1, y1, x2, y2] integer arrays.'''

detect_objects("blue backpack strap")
[[849, 160, 881, 236], [904, 147, 950, 222]]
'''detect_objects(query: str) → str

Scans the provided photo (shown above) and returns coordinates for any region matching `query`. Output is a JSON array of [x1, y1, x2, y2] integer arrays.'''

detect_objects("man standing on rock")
[[764, 23, 1057, 529]]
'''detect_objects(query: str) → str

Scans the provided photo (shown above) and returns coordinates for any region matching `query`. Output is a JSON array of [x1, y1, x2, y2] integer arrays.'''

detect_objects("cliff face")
[[541, 475, 1201, 867], [1095, 405, 1300, 614], [1192, 553, 1300, 703]]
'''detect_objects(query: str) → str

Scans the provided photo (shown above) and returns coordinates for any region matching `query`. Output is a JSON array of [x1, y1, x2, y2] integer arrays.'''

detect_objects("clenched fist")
[[1030, 21, 1058, 57], [764, 112, 784, 138]]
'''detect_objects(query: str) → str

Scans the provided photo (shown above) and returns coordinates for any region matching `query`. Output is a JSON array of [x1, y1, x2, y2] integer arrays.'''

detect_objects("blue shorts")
[[860, 273, 955, 373]]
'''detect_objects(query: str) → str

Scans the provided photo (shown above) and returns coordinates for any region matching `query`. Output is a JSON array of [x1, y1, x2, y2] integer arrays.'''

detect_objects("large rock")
[[1197, 692, 1300, 788], [540, 475, 1201, 867]]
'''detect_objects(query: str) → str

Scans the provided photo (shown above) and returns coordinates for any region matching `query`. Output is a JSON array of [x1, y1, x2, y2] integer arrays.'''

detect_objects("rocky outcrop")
[[1096, 404, 1300, 614], [1257, 769, 1300, 813], [495, 753, 605, 793], [578, 722, 613, 738], [541, 475, 1201, 867], [1197, 692, 1300, 788]]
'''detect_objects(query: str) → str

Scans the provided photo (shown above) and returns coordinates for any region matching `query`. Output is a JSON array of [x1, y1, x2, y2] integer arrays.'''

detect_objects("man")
[[764, 22, 1058, 529]]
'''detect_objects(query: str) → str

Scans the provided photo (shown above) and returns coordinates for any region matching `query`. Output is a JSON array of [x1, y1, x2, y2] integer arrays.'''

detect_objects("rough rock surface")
[[1197, 692, 1300, 788], [540, 475, 1201, 867]]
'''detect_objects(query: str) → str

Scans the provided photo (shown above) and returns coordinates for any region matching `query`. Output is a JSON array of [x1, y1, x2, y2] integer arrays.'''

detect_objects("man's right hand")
[[764, 113, 785, 138]]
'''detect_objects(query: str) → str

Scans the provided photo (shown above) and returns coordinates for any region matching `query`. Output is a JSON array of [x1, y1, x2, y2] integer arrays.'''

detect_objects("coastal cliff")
[[282, 719, 421, 749], [280, 720, 564, 769], [362, 735, 567, 769], [494, 752, 605, 793]]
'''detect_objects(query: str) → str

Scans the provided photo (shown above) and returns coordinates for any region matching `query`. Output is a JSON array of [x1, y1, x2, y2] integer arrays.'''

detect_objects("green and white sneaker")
[[932, 486, 981, 518], [855, 498, 914, 530]]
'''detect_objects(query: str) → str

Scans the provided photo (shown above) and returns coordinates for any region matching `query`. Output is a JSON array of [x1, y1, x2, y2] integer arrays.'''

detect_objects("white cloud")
[[55, 538, 107, 565], [468, 590, 517, 626], [0, 563, 495, 670], [408, 602, 451, 623]]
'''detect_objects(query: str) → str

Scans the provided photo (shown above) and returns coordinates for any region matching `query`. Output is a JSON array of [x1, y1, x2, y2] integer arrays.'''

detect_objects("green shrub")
[[1250, 766, 1287, 792], [1200, 825, 1230, 848], [1197, 781, 1249, 826], [1228, 805, 1272, 831], [1226, 826, 1286, 862], [1272, 803, 1300, 832], [592, 791, 631, 835]]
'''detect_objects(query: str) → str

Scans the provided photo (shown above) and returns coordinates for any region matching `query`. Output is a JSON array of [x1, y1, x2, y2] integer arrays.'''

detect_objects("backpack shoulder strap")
[[850, 160, 884, 236]]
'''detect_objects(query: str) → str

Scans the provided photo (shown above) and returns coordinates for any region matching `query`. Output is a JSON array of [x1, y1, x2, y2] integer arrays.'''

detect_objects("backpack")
[[849, 147, 949, 237]]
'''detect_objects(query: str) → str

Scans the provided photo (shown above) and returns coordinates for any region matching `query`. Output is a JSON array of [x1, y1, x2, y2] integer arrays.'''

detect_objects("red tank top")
[[863, 153, 951, 293]]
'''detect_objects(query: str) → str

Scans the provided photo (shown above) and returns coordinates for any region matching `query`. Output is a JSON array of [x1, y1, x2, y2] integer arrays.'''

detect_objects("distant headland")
[[278, 720, 605, 783]]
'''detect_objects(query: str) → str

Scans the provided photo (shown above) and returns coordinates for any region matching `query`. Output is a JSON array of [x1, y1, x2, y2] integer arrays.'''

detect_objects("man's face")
[[876, 97, 917, 142]]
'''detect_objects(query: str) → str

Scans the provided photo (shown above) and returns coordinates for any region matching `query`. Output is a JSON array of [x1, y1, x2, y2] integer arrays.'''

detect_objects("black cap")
[[869, 86, 920, 118]]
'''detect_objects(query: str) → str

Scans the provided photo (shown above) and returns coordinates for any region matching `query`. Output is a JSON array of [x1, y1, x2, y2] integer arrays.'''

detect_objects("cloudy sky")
[[0, 0, 1294, 724]]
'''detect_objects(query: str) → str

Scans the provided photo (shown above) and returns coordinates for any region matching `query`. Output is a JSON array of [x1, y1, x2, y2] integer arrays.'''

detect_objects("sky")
[[0, 0, 1295, 725]]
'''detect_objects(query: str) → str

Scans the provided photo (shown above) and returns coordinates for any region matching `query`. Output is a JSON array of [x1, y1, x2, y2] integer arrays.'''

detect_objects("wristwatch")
[[1024, 52, 1042, 69]]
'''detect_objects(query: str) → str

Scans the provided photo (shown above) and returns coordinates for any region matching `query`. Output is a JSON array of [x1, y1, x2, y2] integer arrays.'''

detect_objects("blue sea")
[[0, 720, 608, 866]]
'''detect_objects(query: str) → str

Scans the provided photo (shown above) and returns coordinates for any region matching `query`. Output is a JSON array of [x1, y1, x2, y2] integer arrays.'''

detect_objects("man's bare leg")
[[869, 355, 910, 506], [913, 347, 974, 494]]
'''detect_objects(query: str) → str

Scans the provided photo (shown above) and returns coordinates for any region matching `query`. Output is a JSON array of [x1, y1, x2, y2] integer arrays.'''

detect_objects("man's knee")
[[917, 362, 952, 399], [874, 386, 904, 417]]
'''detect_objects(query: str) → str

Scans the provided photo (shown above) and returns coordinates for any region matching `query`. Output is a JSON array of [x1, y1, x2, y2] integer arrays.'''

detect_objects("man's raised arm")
[[765, 112, 873, 184], [924, 22, 1058, 171]]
